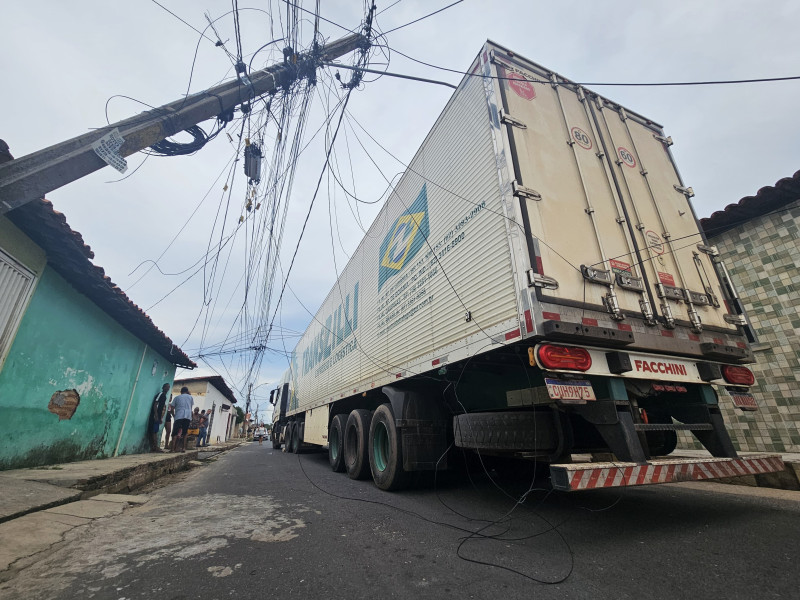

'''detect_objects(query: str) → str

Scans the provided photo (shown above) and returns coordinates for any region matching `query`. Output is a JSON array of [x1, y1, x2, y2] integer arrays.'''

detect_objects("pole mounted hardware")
[[0, 33, 367, 215]]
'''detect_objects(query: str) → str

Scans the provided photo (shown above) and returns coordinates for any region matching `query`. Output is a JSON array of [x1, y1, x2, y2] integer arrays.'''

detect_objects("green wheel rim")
[[330, 427, 340, 461], [373, 422, 389, 472]]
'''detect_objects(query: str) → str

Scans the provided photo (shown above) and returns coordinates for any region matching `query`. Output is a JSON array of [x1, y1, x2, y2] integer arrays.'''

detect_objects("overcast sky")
[[3, 1, 799, 415]]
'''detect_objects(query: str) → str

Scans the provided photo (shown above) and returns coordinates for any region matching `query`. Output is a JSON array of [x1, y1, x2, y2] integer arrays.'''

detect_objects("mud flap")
[[382, 386, 448, 471]]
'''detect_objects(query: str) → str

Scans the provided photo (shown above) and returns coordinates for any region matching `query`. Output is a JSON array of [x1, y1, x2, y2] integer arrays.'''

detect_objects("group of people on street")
[[147, 384, 213, 453]]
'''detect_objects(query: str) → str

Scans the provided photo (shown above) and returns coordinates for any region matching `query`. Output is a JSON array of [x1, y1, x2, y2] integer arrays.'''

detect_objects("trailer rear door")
[[489, 49, 735, 333]]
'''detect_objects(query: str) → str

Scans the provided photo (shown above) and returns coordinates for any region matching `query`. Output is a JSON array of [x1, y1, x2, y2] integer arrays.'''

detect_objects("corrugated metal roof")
[[700, 170, 800, 238], [1, 140, 195, 368], [174, 375, 238, 405]]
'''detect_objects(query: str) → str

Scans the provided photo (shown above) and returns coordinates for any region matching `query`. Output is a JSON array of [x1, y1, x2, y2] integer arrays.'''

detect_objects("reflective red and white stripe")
[[550, 455, 784, 492]]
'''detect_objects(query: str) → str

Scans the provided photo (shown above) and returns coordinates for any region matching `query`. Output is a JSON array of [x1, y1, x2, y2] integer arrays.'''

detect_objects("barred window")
[[0, 247, 35, 369]]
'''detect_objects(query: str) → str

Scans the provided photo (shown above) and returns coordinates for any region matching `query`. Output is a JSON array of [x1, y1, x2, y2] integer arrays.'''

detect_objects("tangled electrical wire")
[[146, 122, 227, 156]]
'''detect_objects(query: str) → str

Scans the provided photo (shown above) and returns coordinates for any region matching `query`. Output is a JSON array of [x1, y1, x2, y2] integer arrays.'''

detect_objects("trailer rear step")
[[550, 454, 784, 491], [633, 423, 713, 431]]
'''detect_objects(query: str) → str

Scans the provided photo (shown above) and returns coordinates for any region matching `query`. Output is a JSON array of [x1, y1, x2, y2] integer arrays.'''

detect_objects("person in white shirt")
[[168, 387, 194, 452], [254, 424, 267, 445]]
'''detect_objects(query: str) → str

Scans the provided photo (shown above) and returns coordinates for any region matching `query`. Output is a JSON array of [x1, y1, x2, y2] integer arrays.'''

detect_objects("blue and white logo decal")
[[378, 185, 429, 291]]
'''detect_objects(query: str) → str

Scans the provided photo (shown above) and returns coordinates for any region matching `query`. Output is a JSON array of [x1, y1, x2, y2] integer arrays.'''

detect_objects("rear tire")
[[271, 426, 281, 450], [369, 404, 409, 491], [329, 414, 347, 472], [287, 421, 302, 454], [285, 422, 295, 453], [344, 409, 372, 480], [291, 422, 303, 454]]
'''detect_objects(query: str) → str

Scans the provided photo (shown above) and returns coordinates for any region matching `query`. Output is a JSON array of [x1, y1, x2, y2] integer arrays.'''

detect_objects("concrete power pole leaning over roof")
[[0, 33, 368, 214]]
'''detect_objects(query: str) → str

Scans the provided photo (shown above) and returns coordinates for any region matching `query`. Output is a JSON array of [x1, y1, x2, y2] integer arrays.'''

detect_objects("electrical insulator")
[[244, 144, 262, 183]]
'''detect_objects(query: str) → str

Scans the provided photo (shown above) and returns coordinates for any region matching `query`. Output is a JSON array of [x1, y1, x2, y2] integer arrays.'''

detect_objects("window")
[[0, 247, 36, 369]]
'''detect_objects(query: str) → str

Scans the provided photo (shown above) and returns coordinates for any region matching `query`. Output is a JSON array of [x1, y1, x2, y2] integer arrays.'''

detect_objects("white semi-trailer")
[[269, 41, 783, 491]]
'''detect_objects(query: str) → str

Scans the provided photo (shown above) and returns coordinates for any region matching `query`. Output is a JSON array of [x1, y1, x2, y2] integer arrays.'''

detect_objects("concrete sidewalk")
[[0, 441, 244, 524], [0, 441, 244, 579]]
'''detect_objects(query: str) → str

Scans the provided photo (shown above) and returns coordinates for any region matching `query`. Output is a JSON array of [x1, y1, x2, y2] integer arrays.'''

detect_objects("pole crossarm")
[[0, 33, 366, 215]]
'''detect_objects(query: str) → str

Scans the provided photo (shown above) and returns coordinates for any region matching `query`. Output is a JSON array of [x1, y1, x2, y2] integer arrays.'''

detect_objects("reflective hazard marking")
[[92, 128, 128, 173], [551, 455, 784, 491]]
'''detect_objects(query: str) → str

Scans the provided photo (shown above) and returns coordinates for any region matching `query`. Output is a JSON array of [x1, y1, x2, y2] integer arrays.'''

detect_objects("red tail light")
[[721, 365, 755, 386], [537, 344, 592, 371]]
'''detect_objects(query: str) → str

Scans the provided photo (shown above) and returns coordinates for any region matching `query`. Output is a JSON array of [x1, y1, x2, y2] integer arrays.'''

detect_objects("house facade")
[[0, 142, 195, 469], [172, 376, 239, 445], [697, 170, 800, 453]]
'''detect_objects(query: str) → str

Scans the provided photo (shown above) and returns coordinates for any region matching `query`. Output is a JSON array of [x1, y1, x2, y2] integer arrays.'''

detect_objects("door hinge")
[[499, 109, 527, 129], [674, 184, 694, 198], [654, 134, 673, 146], [581, 265, 613, 286], [724, 314, 748, 326], [657, 283, 685, 302], [527, 270, 559, 290], [615, 272, 645, 293], [696, 244, 719, 257], [513, 181, 542, 201]]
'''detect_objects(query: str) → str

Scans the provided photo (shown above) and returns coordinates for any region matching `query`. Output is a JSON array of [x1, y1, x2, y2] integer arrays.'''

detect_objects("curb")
[[79, 451, 199, 496]]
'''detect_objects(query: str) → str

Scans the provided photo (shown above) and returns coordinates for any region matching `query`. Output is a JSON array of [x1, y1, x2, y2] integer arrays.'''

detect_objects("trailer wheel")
[[329, 414, 347, 472], [272, 425, 282, 450], [369, 404, 409, 491], [344, 409, 372, 480], [285, 423, 295, 453], [294, 421, 306, 454], [291, 423, 303, 454]]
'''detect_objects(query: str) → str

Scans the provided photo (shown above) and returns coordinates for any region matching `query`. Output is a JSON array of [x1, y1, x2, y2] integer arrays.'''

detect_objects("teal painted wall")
[[0, 266, 177, 470]]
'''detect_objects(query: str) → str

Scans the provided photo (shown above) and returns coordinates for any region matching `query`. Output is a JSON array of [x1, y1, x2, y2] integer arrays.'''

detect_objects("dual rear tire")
[[344, 409, 372, 480], [336, 404, 408, 491], [271, 426, 281, 450], [368, 404, 409, 491], [328, 414, 347, 472], [284, 421, 303, 454]]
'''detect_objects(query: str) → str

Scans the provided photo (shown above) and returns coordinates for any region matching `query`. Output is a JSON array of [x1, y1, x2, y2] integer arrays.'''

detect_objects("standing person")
[[254, 424, 266, 445], [147, 383, 170, 453], [163, 405, 173, 449], [196, 409, 208, 449], [203, 405, 214, 446], [169, 386, 194, 453], [188, 407, 202, 448]]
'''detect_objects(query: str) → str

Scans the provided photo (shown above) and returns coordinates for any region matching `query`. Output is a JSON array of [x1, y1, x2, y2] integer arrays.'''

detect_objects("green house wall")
[[0, 265, 177, 470]]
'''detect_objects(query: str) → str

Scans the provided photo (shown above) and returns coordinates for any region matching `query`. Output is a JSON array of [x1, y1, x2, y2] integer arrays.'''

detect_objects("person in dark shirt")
[[163, 405, 173, 449], [148, 383, 170, 452], [196, 410, 209, 449]]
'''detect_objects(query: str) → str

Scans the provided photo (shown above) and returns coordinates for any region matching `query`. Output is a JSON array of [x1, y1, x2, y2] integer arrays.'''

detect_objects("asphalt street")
[[3, 442, 798, 599]]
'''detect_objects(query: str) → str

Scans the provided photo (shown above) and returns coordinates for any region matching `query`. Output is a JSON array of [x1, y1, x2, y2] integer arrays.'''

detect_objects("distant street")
[[3, 443, 799, 600]]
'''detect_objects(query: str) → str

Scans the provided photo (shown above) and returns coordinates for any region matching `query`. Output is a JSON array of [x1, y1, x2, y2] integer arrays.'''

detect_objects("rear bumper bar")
[[550, 454, 784, 492]]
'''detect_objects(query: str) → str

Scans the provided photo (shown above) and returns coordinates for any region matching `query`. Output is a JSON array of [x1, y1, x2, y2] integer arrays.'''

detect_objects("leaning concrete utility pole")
[[0, 33, 366, 215]]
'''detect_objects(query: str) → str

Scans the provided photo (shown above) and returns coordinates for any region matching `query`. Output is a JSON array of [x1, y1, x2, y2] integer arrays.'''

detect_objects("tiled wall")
[[680, 199, 800, 453]]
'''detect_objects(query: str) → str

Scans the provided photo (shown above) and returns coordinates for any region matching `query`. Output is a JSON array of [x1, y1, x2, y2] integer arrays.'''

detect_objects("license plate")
[[731, 392, 757, 411], [545, 378, 596, 403]]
